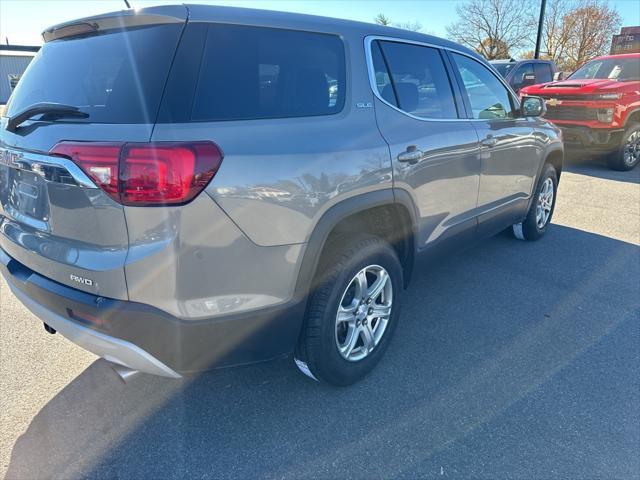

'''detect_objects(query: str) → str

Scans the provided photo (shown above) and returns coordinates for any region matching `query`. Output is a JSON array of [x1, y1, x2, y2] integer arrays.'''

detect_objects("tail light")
[[49, 142, 223, 206]]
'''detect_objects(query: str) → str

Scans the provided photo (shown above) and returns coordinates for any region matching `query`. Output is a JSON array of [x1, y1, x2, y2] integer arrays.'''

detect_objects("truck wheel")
[[294, 234, 402, 386], [607, 123, 640, 171], [512, 163, 558, 241]]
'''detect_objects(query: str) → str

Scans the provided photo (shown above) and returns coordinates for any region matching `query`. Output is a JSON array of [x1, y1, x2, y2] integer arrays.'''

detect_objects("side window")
[[192, 24, 345, 121], [372, 40, 459, 119], [512, 63, 534, 90], [534, 63, 553, 83], [451, 53, 514, 120], [371, 41, 396, 106]]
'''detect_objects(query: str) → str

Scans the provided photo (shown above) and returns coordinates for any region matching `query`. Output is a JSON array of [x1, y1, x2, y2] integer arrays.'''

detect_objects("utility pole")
[[534, 0, 547, 59]]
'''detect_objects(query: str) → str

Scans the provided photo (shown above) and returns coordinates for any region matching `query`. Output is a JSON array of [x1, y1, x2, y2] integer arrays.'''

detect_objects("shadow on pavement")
[[6, 225, 640, 479], [564, 153, 640, 185]]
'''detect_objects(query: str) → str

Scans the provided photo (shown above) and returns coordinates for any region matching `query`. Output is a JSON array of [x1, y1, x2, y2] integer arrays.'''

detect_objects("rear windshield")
[[188, 24, 346, 122], [5, 24, 183, 124]]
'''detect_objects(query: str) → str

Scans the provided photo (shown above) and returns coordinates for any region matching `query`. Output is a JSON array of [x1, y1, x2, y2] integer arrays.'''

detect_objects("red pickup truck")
[[521, 53, 640, 171]]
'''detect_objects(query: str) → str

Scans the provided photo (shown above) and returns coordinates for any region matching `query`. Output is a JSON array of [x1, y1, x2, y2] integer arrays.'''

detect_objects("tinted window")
[[374, 41, 458, 119], [452, 53, 514, 120], [6, 25, 183, 124], [371, 41, 395, 106], [534, 63, 553, 83], [512, 63, 534, 89], [191, 25, 345, 121], [491, 62, 516, 77]]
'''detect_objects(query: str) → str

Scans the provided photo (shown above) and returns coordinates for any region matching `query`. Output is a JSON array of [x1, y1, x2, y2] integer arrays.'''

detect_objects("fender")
[[623, 108, 640, 126], [292, 189, 418, 306], [526, 141, 564, 213]]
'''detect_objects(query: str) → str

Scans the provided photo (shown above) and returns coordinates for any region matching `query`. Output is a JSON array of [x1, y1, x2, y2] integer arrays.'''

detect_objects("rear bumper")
[[559, 126, 624, 151], [1, 247, 305, 376]]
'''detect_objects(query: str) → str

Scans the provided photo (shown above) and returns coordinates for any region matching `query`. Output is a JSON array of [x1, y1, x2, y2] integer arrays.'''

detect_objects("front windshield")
[[491, 63, 515, 77], [569, 57, 640, 81]]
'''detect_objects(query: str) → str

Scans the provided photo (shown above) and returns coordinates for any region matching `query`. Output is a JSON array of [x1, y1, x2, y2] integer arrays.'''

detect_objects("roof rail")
[[0, 45, 40, 52]]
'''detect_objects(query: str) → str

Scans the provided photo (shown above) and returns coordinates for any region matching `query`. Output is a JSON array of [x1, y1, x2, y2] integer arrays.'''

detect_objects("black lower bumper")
[[559, 126, 624, 152], [1, 247, 305, 373]]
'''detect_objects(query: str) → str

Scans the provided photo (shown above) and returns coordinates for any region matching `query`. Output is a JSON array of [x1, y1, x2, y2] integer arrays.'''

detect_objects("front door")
[[449, 52, 540, 231]]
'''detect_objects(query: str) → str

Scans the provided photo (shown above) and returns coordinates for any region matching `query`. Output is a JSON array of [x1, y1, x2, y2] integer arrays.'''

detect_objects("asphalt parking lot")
[[1, 156, 639, 479]]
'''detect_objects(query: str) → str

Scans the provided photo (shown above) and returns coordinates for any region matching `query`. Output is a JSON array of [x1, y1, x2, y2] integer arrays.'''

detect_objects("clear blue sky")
[[1, 0, 639, 46]]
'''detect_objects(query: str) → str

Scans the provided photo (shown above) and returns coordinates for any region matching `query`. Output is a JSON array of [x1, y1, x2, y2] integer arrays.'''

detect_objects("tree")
[[446, 0, 537, 59], [479, 38, 511, 59], [542, 0, 621, 71], [374, 13, 392, 26], [541, 0, 574, 65], [395, 21, 423, 32], [374, 14, 423, 32]]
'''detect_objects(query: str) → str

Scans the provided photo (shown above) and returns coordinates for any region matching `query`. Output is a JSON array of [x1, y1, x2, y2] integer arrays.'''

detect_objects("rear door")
[[368, 38, 480, 249], [448, 52, 539, 232], [0, 11, 186, 299]]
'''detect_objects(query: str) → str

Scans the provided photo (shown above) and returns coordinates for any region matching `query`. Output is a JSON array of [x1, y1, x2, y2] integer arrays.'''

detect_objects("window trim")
[[364, 35, 468, 122], [446, 49, 522, 122]]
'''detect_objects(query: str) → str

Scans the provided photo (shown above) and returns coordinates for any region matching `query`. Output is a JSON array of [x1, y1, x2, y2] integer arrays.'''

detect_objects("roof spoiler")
[[42, 5, 188, 42]]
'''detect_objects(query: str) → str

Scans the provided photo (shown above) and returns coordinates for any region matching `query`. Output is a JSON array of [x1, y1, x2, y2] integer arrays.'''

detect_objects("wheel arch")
[[624, 109, 640, 127], [293, 189, 418, 306], [545, 148, 563, 180]]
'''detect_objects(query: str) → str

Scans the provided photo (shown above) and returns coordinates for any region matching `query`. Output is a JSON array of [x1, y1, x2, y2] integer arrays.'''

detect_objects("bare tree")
[[542, 0, 574, 64], [542, 0, 620, 71], [446, 0, 537, 59], [374, 13, 392, 26], [374, 14, 423, 32], [395, 21, 423, 32]]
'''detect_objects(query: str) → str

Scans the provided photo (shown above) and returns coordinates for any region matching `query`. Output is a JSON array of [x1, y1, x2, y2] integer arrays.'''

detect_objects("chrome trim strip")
[[363, 35, 521, 122], [0, 145, 97, 188]]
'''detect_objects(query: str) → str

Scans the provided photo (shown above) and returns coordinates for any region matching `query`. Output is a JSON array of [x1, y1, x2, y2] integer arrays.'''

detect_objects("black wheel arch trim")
[[624, 109, 640, 127], [293, 189, 418, 305], [526, 145, 563, 213]]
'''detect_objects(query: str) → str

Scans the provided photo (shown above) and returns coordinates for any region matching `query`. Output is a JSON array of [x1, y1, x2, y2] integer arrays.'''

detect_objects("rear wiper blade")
[[6, 102, 89, 132]]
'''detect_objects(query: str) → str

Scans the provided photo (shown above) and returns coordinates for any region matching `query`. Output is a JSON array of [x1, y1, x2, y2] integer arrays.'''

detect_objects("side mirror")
[[521, 73, 536, 87], [521, 96, 546, 117], [553, 71, 566, 81]]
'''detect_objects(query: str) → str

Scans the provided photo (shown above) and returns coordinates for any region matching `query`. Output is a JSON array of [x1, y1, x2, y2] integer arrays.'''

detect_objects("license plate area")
[[1, 166, 51, 224]]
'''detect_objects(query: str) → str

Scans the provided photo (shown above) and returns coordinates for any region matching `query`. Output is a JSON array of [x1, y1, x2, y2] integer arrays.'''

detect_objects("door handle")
[[397, 145, 424, 165], [481, 135, 497, 147]]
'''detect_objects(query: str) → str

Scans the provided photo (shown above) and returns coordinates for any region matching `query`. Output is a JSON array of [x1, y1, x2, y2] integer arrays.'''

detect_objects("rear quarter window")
[[190, 24, 346, 121]]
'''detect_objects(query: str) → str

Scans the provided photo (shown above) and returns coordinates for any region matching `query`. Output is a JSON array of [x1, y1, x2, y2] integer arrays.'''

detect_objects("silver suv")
[[0, 5, 563, 385]]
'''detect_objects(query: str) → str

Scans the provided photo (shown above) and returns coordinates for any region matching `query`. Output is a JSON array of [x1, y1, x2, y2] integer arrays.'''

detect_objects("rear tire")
[[607, 123, 640, 171], [294, 234, 402, 386], [512, 163, 558, 241]]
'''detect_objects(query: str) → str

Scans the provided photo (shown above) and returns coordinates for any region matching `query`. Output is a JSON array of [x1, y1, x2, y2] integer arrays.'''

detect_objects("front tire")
[[513, 163, 558, 241], [295, 234, 402, 386], [607, 123, 640, 171]]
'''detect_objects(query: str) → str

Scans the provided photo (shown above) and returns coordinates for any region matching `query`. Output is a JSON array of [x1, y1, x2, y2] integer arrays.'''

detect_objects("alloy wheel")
[[623, 130, 640, 167], [536, 177, 554, 229], [335, 265, 393, 362]]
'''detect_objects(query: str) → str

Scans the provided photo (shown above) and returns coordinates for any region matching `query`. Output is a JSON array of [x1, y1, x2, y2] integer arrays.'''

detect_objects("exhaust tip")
[[109, 363, 140, 383], [43, 322, 57, 334]]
